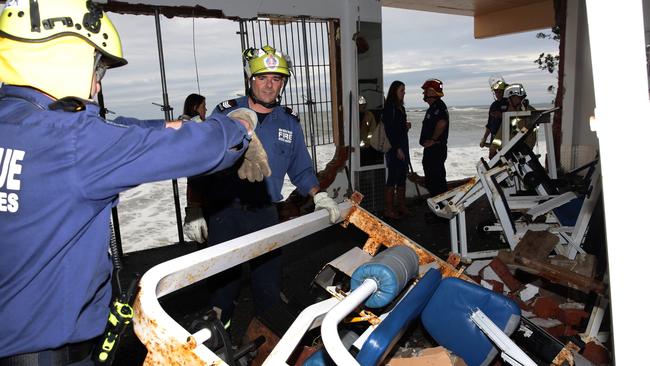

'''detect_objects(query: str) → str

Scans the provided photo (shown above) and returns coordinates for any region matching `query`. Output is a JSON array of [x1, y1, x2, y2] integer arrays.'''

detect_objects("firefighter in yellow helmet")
[[0, 0, 126, 100], [182, 45, 340, 326], [0, 0, 269, 362], [480, 79, 509, 158]]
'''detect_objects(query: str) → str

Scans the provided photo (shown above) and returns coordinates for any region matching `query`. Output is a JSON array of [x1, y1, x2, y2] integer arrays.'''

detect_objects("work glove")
[[237, 134, 272, 182], [226, 108, 272, 182], [183, 207, 208, 244], [313, 192, 340, 223], [227, 108, 258, 131]]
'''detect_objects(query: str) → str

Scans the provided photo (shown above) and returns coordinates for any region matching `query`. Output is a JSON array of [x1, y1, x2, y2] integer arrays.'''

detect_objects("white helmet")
[[504, 83, 526, 99], [358, 96, 367, 105]]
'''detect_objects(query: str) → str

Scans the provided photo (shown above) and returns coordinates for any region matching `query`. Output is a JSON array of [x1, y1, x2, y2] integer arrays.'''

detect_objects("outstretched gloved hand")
[[227, 108, 272, 182], [227, 108, 258, 132], [183, 207, 208, 243], [313, 192, 340, 223], [237, 134, 271, 182]]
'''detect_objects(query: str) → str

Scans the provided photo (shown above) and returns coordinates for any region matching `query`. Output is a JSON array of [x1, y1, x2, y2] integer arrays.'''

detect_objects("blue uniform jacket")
[[0, 85, 249, 357], [486, 98, 509, 138], [211, 96, 318, 203], [419, 99, 449, 146]]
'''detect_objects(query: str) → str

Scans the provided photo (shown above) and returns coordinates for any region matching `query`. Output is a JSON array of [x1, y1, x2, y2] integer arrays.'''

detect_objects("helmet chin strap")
[[248, 88, 282, 109], [247, 77, 288, 109]]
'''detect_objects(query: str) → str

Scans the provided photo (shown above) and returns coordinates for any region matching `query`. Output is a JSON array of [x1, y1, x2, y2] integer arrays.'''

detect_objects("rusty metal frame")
[[133, 194, 467, 364], [134, 201, 352, 365]]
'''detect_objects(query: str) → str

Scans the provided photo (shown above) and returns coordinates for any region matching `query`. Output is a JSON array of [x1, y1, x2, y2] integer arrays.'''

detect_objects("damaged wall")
[[561, 0, 598, 171]]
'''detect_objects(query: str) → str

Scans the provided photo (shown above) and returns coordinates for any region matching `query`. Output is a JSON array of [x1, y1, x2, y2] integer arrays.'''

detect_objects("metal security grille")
[[238, 18, 334, 170], [355, 169, 386, 214]]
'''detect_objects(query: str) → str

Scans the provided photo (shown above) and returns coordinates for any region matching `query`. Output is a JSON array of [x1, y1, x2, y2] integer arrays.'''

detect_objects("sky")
[[7, 6, 559, 119], [381, 8, 558, 108]]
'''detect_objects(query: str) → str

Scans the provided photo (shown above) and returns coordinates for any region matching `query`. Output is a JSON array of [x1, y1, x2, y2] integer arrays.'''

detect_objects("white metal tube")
[[322, 278, 378, 366], [450, 216, 459, 254], [192, 328, 212, 345], [471, 309, 536, 366], [264, 297, 340, 366], [134, 202, 353, 365]]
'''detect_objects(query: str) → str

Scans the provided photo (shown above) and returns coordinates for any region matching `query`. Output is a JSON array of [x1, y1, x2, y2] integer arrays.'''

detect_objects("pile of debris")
[[451, 230, 611, 365]]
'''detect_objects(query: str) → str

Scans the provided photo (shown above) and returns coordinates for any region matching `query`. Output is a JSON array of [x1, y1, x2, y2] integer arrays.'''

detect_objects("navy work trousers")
[[207, 202, 280, 323], [423, 144, 448, 197]]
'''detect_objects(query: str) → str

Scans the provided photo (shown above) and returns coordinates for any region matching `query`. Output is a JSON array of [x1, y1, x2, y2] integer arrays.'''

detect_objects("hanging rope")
[[192, 12, 201, 94]]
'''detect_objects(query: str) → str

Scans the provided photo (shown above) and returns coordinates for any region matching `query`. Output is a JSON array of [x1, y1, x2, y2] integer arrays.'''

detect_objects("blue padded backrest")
[[356, 268, 443, 366], [553, 196, 584, 226], [421, 278, 521, 366]]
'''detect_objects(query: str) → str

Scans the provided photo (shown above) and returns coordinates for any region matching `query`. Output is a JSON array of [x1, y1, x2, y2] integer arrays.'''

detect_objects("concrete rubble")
[[454, 247, 611, 365]]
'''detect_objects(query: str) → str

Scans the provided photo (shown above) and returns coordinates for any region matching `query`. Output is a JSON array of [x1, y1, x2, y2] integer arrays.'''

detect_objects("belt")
[[231, 200, 276, 211], [0, 339, 96, 366]]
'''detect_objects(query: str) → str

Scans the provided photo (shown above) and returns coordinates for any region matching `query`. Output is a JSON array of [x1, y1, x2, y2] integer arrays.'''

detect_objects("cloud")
[[96, 7, 558, 118], [381, 8, 558, 107]]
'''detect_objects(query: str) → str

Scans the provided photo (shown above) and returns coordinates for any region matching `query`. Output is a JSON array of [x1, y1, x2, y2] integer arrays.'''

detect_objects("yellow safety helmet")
[[491, 80, 507, 91], [0, 0, 126, 99], [243, 45, 291, 79]]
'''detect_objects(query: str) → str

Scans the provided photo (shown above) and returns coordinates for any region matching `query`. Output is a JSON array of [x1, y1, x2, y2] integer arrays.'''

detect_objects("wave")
[[448, 106, 488, 112], [407, 106, 488, 113]]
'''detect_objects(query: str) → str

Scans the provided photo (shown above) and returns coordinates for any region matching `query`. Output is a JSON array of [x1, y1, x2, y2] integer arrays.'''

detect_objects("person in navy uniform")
[[489, 83, 537, 153], [480, 79, 509, 159], [183, 45, 340, 326], [419, 78, 449, 197], [0, 0, 270, 363]]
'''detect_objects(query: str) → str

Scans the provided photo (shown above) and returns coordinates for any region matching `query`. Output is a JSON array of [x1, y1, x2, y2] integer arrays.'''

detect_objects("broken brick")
[[488, 257, 522, 292], [582, 342, 611, 365], [558, 308, 589, 326], [484, 279, 504, 294], [508, 295, 533, 311], [544, 324, 578, 338], [533, 296, 560, 319], [467, 274, 482, 283]]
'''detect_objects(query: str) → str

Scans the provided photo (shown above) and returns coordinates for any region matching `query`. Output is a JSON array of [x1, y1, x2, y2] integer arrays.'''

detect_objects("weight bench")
[[428, 108, 600, 260], [283, 246, 532, 366]]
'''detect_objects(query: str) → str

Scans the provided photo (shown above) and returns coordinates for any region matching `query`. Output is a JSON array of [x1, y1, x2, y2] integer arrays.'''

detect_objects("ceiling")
[[382, 0, 555, 38]]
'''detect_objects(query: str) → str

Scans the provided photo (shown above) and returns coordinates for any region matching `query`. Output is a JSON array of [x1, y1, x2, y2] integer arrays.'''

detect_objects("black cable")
[[108, 222, 123, 295]]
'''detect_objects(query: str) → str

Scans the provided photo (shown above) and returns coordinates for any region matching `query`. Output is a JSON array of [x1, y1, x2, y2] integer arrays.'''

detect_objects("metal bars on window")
[[238, 18, 334, 155]]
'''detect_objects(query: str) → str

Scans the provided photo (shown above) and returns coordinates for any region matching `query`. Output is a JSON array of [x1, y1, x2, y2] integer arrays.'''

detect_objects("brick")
[[583, 341, 611, 365], [467, 274, 482, 283], [544, 325, 565, 338], [488, 257, 522, 292], [544, 324, 578, 338], [533, 296, 560, 319], [558, 308, 589, 326], [508, 295, 533, 311], [484, 279, 505, 294]]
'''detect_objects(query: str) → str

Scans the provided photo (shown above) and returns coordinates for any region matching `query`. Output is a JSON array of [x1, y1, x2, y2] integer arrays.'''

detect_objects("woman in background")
[[180, 93, 207, 122], [382, 80, 412, 219]]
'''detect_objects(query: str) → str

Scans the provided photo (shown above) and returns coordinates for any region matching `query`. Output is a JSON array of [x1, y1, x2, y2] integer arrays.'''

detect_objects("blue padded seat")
[[356, 268, 442, 365], [304, 268, 442, 366], [420, 277, 521, 366]]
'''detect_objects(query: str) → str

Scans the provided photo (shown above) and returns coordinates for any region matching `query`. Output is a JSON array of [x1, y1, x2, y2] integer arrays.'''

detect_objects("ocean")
[[118, 105, 549, 252]]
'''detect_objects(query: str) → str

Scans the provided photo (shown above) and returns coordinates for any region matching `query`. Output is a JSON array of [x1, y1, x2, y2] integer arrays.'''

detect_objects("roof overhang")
[[382, 0, 555, 38]]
